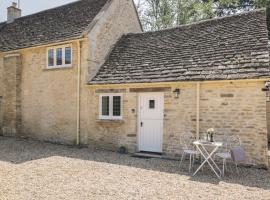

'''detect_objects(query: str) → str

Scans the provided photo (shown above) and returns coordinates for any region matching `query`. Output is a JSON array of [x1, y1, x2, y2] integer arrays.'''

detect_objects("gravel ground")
[[0, 137, 269, 200]]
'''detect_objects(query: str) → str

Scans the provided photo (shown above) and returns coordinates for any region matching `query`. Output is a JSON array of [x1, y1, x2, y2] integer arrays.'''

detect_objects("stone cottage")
[[0, 0, 142, 142], [0, 0, 269, 167]]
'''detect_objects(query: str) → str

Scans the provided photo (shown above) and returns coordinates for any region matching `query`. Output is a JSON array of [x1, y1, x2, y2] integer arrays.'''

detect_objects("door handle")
[[141, 122, 143, 127]]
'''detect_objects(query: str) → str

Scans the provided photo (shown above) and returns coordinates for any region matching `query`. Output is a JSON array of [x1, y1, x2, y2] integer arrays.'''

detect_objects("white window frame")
[[99, 94, 123, 120], [46, 44, 72, 69]]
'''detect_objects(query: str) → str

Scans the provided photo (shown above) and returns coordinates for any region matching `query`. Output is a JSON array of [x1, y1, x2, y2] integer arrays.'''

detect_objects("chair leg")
[[192, 154, 195, 170], [180, 153, 185, 169], [235, 163, 239, 175], [189, 154, 192, 173], [225, 159, 228, 171], [222, 158, 225, 177]]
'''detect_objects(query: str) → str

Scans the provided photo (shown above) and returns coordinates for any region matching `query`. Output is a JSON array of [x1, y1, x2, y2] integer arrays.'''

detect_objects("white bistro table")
[[193, 140, 223, 179]]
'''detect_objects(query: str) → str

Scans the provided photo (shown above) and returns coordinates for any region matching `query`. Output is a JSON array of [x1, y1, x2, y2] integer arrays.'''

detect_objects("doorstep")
[[132, 151, 163, 159]]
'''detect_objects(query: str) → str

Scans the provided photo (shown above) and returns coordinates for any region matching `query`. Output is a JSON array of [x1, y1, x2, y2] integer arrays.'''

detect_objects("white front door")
[[139, 93, 164, 153]]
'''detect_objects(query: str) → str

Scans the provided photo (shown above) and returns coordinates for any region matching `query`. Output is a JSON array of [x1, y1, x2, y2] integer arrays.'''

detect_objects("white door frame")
[[137, 92, 164, 153]]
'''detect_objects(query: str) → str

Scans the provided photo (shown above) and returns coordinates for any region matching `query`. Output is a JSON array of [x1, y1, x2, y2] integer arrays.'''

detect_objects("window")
[[102, 96, 109, 116], [65, 47, 72, 65], [100, 94, 122, 120], [48, 49, 54, 67], [113, 96, 121, 116], [149, 100, 155, 109], [47, 45, 72, 68], [56, 48, 62, 66]]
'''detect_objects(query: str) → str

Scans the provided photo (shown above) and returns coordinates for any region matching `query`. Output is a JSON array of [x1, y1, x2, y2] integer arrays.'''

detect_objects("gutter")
[[76, 41, 82, 145], [87, 78, 270, 87], [0, 38, 87, 55]]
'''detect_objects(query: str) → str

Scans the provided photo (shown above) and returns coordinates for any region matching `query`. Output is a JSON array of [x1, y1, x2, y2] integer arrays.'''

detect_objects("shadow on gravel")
[[0, 136, 269, 190]]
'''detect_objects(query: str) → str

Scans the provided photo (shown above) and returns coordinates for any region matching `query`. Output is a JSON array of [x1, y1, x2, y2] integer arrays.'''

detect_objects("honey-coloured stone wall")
[[88, 80, 269, 167]]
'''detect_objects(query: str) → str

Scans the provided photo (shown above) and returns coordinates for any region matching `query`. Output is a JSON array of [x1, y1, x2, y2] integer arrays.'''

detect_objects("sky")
[[0, 0, 140, 22]]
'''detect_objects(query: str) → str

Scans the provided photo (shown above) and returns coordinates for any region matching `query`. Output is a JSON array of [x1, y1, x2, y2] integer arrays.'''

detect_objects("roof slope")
[[0, 0, 109, 52], [90, 9, 270, 84]]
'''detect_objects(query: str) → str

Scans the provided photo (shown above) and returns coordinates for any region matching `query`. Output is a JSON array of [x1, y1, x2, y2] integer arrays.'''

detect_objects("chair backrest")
[[217, 135, 230, 152], [227, 135, 241, 149], [230, 146, 246, 163], [180, 133, 196, 150]]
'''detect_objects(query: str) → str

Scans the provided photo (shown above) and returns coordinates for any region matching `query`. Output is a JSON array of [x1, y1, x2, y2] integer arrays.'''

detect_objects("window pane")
[[65, 47, 71, 65], [48, 49, 54, 66], [56, 48, 62, 66], [113, 96, 121, 116], [102, 96, 109, 116], [149, 100, 155, 109]]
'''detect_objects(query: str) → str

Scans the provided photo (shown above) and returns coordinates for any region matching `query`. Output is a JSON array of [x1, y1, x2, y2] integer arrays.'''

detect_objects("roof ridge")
[[0, 0, 82, 23], [125, 8, 266, 37]]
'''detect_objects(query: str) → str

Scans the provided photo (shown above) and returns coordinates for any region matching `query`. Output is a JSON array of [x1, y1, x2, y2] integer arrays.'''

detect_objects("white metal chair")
[[230, 145, 246, 174], [179, 133, 200, 173], [215, 135, 241, 176]]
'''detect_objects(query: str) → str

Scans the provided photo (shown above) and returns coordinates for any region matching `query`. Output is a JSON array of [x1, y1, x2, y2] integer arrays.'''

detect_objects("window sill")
[[44, 66, 73, 71], [96, 119, 125, 124]]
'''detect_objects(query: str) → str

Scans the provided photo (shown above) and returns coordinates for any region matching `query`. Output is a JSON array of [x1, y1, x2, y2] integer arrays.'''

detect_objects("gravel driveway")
[[0, 137, 269, 200]]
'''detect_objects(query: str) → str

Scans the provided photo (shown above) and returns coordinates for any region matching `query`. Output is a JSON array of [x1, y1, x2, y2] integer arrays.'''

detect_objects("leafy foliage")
[[136, 0, 270, 35]]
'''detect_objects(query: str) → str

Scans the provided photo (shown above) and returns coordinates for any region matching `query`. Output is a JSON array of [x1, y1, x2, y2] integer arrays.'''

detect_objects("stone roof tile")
[[90, 9, 270, 84], [0, 0, 109, 52]]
